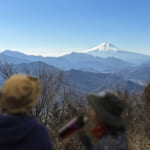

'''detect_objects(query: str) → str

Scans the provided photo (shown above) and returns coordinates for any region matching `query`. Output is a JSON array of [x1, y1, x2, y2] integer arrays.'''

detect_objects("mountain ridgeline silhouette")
[[0, 42, 150, 92]]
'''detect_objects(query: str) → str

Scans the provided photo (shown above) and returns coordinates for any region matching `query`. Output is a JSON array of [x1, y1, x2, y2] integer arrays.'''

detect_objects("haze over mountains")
[[0, 42, 150, 92]]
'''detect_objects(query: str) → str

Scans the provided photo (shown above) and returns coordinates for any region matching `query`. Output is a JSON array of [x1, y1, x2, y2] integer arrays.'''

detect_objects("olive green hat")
[[0, 74, 41, 114], [87, 92, 125, 128]]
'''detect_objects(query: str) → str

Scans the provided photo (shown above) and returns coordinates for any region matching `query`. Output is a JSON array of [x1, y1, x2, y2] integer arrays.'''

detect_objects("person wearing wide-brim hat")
[[0, 74, 53, 150], [77, 92, 128, 150]]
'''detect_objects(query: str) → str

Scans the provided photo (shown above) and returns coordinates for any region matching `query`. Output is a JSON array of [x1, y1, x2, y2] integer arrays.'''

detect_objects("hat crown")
[[101, 93, 124, 117], [87, 92, 125, 127]]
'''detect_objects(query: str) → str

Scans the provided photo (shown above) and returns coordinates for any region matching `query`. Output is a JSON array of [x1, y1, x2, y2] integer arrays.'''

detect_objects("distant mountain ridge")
[[83, 42, 150, 65], [0, 50, 131, 73], [67, 69, 142, 93], [0, 61, 142, 93], [0, 42, 150, 85], [2, 42, 150, 66]]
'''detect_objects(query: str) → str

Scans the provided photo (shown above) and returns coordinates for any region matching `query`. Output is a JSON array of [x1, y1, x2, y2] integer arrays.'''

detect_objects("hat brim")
[[87, 95, 124, 128]]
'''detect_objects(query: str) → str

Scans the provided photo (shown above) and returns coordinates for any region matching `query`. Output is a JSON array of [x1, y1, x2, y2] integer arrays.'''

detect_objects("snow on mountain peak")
[[85, 42, 120, 52]]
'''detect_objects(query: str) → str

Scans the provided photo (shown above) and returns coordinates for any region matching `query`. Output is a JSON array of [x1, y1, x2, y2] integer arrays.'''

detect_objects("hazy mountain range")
[[0, 42, 150, 92], [0, 61, 142, 93]]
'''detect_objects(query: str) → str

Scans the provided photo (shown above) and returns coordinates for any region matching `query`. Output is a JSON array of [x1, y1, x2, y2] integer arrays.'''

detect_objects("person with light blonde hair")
[[0, 74, 53, 150]]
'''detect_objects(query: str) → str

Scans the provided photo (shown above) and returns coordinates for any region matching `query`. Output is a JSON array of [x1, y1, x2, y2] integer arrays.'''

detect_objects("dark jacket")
[[81, 131, 128, 150], [0, 114, 53, 150]]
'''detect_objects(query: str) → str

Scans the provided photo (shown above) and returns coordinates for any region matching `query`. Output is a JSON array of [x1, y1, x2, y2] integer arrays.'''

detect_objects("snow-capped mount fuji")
[[85, 42, 120, 52], [84, 42, 150, 65]]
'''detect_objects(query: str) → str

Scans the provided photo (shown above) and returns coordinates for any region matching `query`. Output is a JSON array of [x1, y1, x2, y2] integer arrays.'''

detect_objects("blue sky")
[[0, 0, 150, 56]]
